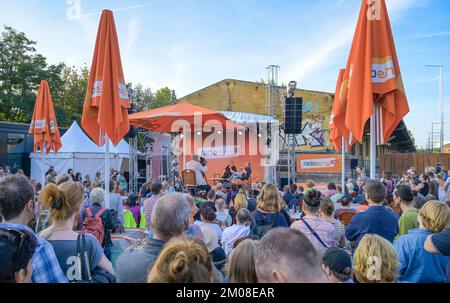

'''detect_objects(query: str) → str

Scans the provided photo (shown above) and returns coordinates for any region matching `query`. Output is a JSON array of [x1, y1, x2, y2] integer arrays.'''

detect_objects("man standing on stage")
[[186, 155, 211, 192]]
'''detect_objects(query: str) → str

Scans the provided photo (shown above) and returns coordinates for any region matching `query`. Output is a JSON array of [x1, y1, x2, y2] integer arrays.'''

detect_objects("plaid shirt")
[[0, 223, 68, 283]]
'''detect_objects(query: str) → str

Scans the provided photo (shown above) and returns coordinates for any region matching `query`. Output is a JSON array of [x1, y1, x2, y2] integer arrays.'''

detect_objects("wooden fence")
[[379, 153, 450, 176]]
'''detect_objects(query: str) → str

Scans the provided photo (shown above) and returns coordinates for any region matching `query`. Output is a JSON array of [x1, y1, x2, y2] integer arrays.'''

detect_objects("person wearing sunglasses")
[[0, 228, 37, 283], [0, 174, 68, 283]]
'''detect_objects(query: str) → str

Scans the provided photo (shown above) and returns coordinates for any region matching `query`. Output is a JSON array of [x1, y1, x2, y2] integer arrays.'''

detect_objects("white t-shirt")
[[221, 224, 250, 256], [186, 160, 207, 185], [195, 221, 222, 241]]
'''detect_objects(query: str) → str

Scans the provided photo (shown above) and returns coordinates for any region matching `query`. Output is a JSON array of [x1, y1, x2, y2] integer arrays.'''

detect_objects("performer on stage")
[[186, 155, 211, 192], [229, 161, 252, 181]]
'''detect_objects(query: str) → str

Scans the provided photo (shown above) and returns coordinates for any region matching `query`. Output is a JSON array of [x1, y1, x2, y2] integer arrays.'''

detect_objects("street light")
[[426, 65, 444, 153]]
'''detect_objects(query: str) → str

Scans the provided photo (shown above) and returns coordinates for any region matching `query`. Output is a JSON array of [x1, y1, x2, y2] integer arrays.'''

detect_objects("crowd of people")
[[0, 162, 449, 283]]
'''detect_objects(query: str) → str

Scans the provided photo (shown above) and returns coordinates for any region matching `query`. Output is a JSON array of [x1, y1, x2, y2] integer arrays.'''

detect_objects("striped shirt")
[[291, 216, 335, 254], [327, 218, 345, 248], [143, 194, 161, 228]]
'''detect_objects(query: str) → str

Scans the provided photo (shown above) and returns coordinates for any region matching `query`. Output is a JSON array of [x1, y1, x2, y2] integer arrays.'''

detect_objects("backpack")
[[250, 212, 277, 240], [81, 208, 106, 245]]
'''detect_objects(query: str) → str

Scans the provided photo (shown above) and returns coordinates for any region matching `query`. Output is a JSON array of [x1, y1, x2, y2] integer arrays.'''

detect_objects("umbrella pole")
[[41, 149, 45, 187], [370, 111, 377, 180], [105, 134, 110, 209], [341, 136, 346, 192]]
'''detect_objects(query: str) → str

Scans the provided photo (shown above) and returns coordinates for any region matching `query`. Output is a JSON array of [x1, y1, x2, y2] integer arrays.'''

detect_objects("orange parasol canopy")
[[81, 10, 130, 146], [29, 80, 62, 154], [339, 0, 410, 144], [330, 69, 353, 152], [129, 103, 240, 133]]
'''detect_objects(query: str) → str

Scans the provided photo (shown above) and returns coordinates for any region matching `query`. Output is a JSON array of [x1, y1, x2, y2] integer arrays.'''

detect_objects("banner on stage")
[[296, 154, 342, 173], [197, 146, 241, 159]]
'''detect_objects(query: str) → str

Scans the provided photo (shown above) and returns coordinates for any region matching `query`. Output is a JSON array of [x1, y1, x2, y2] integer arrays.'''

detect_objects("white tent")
[[30, 121, 132, 182]]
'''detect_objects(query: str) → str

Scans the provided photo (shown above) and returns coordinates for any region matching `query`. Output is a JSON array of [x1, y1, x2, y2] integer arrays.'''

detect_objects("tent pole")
[[341, 137, 346, 192], [105, 134, 110, 209], [370, 107, 377, 180], [41, 148, 45, 187]]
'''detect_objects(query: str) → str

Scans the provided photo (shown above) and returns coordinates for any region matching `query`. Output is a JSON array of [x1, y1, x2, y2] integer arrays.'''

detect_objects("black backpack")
[[250, 212, 277, 239], [109, 209, 124, 234]]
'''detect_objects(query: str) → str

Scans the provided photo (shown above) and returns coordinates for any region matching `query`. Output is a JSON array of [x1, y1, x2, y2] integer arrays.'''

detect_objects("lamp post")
[[426, 65, 444, 153]]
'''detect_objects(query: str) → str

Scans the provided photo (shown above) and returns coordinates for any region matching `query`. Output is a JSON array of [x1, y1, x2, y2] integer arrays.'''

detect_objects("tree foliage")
[[0, 26, 177, 128]]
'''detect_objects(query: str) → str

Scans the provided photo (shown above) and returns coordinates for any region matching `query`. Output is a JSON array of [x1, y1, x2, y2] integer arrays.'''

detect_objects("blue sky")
[[1, 0, 449, 148]]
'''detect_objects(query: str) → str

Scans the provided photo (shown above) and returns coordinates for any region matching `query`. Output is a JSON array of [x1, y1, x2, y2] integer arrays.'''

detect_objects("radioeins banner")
[[296, 154, 342, 173]]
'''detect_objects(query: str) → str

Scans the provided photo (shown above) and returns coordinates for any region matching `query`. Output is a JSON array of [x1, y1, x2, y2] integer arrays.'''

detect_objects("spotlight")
[[217, 130, 223, 135], [238, 131, 243, 135], [258, 133, 262, 138], [180, 134, 184, 138], [196, 131, 202, 136]]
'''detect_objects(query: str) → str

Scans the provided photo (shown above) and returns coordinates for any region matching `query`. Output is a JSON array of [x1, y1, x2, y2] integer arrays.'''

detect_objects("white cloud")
[[125, 16, 142, 55]]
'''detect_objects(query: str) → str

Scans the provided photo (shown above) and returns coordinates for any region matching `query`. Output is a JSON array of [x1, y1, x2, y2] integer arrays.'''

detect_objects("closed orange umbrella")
[[29, 80, 62, 154], [339, 0, 410, 144], [329, 69, 352, 152], [81, 9, 130, 147]]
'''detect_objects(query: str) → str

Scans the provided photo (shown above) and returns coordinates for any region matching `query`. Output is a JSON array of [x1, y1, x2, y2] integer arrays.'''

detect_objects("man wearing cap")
[[321, 247, 354, 283]]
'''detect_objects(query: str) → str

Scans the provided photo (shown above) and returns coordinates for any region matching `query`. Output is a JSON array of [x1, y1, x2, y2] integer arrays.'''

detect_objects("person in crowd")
[[38, 181, 114, 282], [318, 197, 345, 248], [250, 184, 288, 239], [215, 183, 228, 201], [346, 180, 355, 196], [215, 198, 232, 228], [116, 194, 208, 283], [226, 239, 258, 283], [355, 200, 369, 213], [56, 174, 72, 186], [67, 169, 75, 182], [394, 201, 450, 283], [227, 183, 239, 206], [346, 180, 399, 247], [254, 228, 326, 283], [0, 227, 37, 283], [229, 189, 248, 223], [196, 207, 222, 243], [45, 174, 55, 185], [282, 185, 296, 208], [303, 180, 316, 197], [124, 192, 141, 226], [80, 187, 114, 261], [143, 182, 163, 233], [437, 173, 448, 203], [291, 190, 334, 254], [44, 166, 55, 177], [414, 174, 431, 197], [333, 198, 356, 220], [393, 185, 418, 236], [246, 189, 257, 212], [383, 172, 395, 195], [199, 225, 226, 272], [413, 195, 428, 210], [138, 180, 153, 203], [74, 172, 82, 183], [331, 186, 344, 204], [353, 234, 398, 283], [428, 171, 439, 199], [321, 247, 354, 283], [0, 167, 6, 182], [94, 171, 102, 184], [325, 183, 337, 198], [186, 155, 210, 192], [83, 175, 91, 189], [251, 182, 260, 197], [117, 170, 128, 191], [184, 194, 205, 241], [147, 236, 213, 283], [279, 197, 292, 227], [355, 166, 367, 181], [112, 180, 120, 194], [109, 168, 118, 180], [222, 208, 251, 256], [108, 180, 124, 232], [424, 227, 450, 282], [0, 174, 67, 283]]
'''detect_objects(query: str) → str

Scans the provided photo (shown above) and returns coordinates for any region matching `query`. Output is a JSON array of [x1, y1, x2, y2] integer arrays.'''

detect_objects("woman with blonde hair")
[[354, 234, 398, 283], [230, 189, 248, 224], [394, 200, 450, 282], [250, 184, 288, 239], [147, 236, 213, 283], [226, 239, 258, 283], [38, 182, 114, 282]]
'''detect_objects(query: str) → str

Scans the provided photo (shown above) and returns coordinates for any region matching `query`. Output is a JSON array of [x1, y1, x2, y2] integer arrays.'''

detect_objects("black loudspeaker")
[[125, 126, 137, 139], [350, 159, 358, 169], [284, 97, 303, 134]]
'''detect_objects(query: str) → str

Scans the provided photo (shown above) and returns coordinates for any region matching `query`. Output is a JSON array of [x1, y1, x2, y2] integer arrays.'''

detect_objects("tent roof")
[[30, 121, 132, 156], [220, 111, 277, 123]]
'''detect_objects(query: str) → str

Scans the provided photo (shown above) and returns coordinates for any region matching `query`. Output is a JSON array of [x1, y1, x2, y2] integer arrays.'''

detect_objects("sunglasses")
[[0, 228, 28, 257]]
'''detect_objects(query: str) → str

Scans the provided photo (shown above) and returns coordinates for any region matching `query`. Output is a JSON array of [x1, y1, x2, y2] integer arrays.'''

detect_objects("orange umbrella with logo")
[[81, 9, 130, 147], [29, 80, 62, 154], [329, 69, 353, 152], [339, 0, 410, 145]]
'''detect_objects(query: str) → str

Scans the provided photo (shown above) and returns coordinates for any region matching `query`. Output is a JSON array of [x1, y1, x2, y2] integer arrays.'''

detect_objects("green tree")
[[155, 87, 176, 108], [0, 26, 64, 123]]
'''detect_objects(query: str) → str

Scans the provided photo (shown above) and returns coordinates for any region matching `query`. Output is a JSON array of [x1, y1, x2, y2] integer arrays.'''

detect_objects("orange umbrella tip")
[[102, 9, 113, 15]]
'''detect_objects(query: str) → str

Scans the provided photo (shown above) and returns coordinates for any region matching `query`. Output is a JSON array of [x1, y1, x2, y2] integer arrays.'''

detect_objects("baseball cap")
[[322, 247, 352, 274]]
